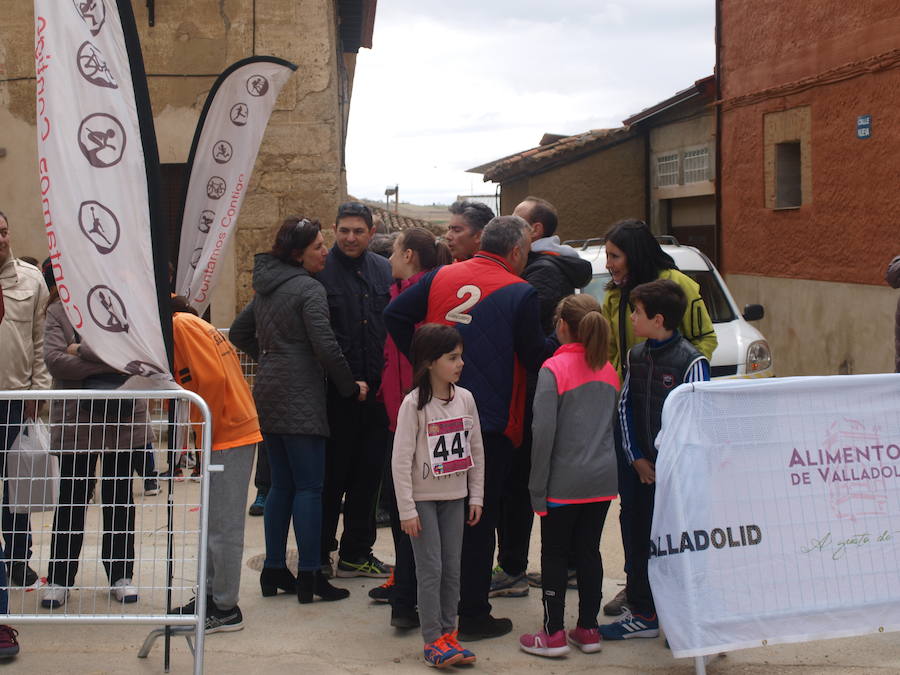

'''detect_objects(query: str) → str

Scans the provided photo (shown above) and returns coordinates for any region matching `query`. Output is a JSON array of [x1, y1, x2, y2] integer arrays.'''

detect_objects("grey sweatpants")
[[206, 444, 254, 610], [409, 498, 465, 643]]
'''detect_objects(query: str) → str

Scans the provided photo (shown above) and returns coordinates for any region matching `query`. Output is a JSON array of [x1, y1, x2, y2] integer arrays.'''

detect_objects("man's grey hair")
[[448, 200, 495, 233], [480, 215, 530, 257]]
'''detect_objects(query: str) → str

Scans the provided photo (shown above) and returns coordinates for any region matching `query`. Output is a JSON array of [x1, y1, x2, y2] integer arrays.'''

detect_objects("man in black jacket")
[[490, 197, 593, 599], [515, 197, 593, 334], [317, 202, 394, 578]]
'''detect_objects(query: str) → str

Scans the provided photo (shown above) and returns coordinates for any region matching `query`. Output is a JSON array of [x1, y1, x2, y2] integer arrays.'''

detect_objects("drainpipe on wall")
[[643, 128, 652, 232], [714, 0, 724, 269]]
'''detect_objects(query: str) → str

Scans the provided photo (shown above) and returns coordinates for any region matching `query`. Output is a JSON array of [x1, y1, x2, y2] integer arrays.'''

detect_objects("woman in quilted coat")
[[230, 217, 365, 604]]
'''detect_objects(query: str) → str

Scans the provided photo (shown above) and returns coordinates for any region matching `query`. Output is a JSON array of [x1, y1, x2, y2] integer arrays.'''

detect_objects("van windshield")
[[581, 271, 736, 324]]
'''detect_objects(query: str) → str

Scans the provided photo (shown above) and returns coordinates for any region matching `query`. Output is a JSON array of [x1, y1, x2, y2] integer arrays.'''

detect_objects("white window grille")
[[657, 153, 679, 187], [683, 147, 710, 183]]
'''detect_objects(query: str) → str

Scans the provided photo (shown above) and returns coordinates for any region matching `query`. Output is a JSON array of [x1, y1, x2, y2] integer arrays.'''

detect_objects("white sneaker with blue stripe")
[[598, 610, 659, 640]]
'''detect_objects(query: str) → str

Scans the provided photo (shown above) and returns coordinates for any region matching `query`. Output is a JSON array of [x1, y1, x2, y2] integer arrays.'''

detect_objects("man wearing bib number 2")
[[385, 215, 554, 641]]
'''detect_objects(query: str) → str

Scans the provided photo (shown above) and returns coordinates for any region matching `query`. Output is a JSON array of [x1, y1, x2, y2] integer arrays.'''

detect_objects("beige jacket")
[[0, 255, 51, 390], [391, 385, 485, 521]]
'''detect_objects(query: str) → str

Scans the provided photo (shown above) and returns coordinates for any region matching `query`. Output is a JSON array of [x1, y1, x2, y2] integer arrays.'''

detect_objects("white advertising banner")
[[175, 57, 296, 315], [650, 374, 900, 658], [33, 0, 170, 380]]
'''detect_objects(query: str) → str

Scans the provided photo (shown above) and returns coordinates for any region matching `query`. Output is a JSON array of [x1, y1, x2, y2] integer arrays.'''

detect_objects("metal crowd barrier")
[[0, 389, 212, 674], [218, 328, 256, 389]]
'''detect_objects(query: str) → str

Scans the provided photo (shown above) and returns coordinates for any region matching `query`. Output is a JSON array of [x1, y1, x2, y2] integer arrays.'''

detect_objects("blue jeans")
[[1, 400, 32, 568], [262, 433, 325, 572]]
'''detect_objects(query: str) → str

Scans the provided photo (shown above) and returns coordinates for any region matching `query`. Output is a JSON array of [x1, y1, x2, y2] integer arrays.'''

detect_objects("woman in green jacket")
[[600, 218, 717, 617], [601, 219, 717, 379]]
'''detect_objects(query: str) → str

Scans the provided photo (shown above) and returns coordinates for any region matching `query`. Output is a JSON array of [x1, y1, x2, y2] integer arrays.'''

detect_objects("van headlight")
[[746, 340, 772, 374]]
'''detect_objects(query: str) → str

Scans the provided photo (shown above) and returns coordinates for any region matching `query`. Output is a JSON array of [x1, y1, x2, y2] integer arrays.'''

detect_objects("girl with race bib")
[[392, 324, 485, 668], [519, 294, 620, 658]]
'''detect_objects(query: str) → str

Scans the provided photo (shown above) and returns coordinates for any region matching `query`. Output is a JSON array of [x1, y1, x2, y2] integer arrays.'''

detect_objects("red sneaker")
[[568, 625, 602, 653], [519, 628, 570, 657]]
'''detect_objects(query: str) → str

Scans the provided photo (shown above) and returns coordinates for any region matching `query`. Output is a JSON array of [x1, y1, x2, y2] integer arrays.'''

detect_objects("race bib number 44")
[[427, 416, 474, 476]]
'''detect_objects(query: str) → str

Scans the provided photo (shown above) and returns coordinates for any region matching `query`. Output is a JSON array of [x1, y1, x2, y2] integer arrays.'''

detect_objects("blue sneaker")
[[598, 611, 659, 640], [446, 631, 476, 664], [424, 635, 463, 668]]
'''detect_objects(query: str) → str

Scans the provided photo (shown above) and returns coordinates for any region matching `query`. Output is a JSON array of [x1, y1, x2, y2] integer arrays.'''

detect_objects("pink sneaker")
[[568, 626, 602, 653], [519, 629, 570, 657]]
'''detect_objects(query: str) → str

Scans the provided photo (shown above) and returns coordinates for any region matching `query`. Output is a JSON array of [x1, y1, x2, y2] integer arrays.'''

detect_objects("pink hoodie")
[[378, 269, 428, 432]]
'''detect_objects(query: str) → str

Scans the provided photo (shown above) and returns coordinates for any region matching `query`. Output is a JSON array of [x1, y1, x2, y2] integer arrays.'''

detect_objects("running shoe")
[[423, 635, 463, 668], [368, 569, 395, 602], [169, 595, 213, 615], [603, 587, 630, 615], [190, 466, 201, 483], [568, 625, 603, 653], [205, 604, 244, 633], [40, 583, 68, 609], [445, 630, 476, 664], [112, 578, 139, 603], [336, 553, 392, 578], [598, 611, 659, 640], [488, 566, 528, 597], [143, 477, 161, 496], [519, 629, 570, 657]]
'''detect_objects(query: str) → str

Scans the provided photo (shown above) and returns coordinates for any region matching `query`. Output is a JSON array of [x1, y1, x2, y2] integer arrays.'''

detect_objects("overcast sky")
[[345, 0, 715, 206]]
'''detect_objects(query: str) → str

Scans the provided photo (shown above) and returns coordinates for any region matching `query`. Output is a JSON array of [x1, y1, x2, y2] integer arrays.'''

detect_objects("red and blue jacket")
[[384, 252, 552, 447]]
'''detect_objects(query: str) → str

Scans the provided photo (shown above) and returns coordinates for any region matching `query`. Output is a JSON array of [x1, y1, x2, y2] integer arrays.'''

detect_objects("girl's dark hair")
[[555, 294, 610, 370], [44, 285, 59, 315], [398, 227, 452, 270], [410, 323, 463, 410], [604, 219, 676, 291], [270, 217, 322, 265]]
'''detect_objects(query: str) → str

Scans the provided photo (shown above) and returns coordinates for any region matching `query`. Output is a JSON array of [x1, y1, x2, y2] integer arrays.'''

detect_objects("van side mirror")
[[743, 304, 764, 321]]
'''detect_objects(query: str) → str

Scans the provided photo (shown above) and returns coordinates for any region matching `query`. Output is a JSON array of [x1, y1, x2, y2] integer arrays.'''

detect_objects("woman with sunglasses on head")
[[230, 217, 366, 604], [599, 218, 717, 618]]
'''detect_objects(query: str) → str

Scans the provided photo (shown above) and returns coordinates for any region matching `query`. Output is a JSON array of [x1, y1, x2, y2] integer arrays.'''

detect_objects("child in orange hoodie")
[[170, 297, 263, 633]]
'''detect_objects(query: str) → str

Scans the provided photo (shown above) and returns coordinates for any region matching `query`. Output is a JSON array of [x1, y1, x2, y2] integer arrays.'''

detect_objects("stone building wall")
[[0, 1, 356, 324]]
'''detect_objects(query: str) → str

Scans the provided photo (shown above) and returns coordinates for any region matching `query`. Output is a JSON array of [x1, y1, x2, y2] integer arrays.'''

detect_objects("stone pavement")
[[6, 483, 900, 674]]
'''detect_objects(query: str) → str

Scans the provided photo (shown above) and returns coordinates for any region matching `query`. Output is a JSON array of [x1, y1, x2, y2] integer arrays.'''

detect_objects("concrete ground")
[[5, 480, 900, 674]]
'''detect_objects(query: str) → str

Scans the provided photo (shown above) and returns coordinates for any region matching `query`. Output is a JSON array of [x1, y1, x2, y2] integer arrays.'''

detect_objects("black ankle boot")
[[297, 570, 350, 603], [260, 566, 296, 597]]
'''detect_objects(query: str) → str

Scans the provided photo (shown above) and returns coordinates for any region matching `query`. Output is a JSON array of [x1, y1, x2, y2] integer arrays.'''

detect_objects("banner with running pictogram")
[[174, 57, 296, 316], [649, 374, 900, 658], [33, 0, 171, 381]]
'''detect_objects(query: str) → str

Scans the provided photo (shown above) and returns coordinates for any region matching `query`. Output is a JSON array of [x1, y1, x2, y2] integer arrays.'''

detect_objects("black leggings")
[[49, 450, 136, 587], [540, 501, 611, 634]]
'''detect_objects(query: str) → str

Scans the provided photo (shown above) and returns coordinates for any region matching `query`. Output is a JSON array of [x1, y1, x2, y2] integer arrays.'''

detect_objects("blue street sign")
[[857, 115, 871, 139]]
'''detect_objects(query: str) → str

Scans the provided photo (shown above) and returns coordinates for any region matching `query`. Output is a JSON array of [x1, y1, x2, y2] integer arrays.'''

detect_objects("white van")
[[566, 237, 773, 379]]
